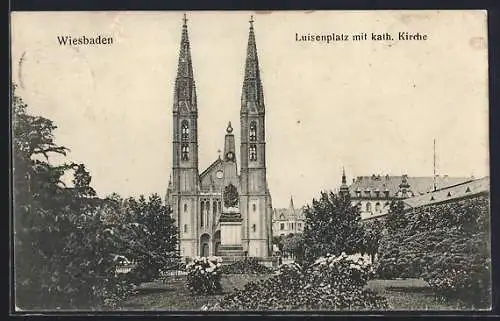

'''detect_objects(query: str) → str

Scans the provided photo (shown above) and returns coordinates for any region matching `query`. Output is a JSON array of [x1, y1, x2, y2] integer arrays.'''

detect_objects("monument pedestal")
[[217, 208, 245, 259]]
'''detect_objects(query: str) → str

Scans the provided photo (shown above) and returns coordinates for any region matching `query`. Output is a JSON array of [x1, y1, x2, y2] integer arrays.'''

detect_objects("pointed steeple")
[[241, 15, 265, 113], [340, 167, 349, 194], [289, 196, 295, 210], [174, 13, 197, 113]]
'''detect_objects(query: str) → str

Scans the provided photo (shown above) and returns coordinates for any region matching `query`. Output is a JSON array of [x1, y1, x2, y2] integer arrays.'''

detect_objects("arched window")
[[375, 202, 381, 212], [249, 144, 257, 161], [181, 120, 189, 140], [184, 224, 188, 233], [252, 203, 257, 212], [184, 203, 188, 212], [252, 224, 256, 232], [181, 143, 189, 161], [249, 121, 257, 141], [200, 201, 204, 227], [366, 202, 372, 212], [213, 201, 217, 215]]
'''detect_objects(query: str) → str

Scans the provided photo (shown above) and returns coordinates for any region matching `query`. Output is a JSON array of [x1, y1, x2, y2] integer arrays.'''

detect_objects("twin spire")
[[174, 13, 197, 112], [174, 13, 264, 113], [241, 14, 265, 113]]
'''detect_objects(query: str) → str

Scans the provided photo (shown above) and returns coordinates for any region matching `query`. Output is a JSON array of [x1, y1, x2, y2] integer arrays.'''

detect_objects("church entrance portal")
[[200, 234, 211, 257]]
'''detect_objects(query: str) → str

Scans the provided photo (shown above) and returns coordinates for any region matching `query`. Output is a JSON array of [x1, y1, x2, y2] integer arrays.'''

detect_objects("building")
[[166, 15, 273, 259], [339, 168, 472, 220], [272, 197, 306, 237], [403, 176, 489, 210]]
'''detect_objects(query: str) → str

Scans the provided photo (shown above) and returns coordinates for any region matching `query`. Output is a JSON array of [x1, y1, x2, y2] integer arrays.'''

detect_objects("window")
[[252, 203, 257, 212], [298, 223, 302, 229], [252, 224, 256, 232], [184, 203, 188, 212], [279, 214, 285, 220], [366, 202, 372, 212], [184, 224, 187, 233], [249, 144, 257, 161], [181, 120, 189, 140], [280, 223, 285, 230], [181, 144, 189, 161], [213, 201, 217, 215], [200, 201, 204, 227], [375, 202, 381, 212], [249, 121, 257, 141]]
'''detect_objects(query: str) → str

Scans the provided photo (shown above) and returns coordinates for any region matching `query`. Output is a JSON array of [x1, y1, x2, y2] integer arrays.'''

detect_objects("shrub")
[[186, 256, 223, 295], [203, 253, 388, 311], [220, 258, 273, 275]]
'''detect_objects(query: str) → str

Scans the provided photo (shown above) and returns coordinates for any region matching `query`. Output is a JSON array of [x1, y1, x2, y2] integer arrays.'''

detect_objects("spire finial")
[[183, 13, 188, 26], [249, 14, 254, 28], [226, 121, 233, 134]]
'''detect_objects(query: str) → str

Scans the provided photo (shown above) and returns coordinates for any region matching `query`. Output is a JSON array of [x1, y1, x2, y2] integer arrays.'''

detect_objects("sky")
[[11, 10, 489, 208]]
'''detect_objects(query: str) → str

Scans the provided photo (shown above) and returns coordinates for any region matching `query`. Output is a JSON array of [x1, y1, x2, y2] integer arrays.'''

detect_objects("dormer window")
[[249, 121, 257, 141]]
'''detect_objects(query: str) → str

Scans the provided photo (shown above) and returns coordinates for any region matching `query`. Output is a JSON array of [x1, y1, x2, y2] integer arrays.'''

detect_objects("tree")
[[376, 195, 491, 307], [13, 83, 125, 309], [360, 218, 384, 264], [302, 191, 364, 265], [272, 236, 284, 252], [282, 233, 305, 264], [108, 194, 179, 284], [385, 200, 407, 234]]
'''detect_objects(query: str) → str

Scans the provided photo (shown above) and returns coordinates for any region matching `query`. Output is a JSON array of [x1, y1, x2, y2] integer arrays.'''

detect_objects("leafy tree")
[[272, 236, 284, 252], [283, 233, 305, 265], [385, 200, 407, 233], [360, 218, 384, 264], [13, 83, 124, 309], [302, 191, 364, 265], [376, 195, 491, 308], [107, 194, 179, 284]]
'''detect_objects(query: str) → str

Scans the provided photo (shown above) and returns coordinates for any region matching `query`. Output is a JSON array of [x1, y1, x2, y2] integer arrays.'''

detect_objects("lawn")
[[117, 274, 271, 311], [117, 275, 478, 311], [366, 279, 475, 311]]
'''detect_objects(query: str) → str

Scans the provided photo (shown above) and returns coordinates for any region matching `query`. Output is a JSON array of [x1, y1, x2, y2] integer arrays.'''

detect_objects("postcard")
[[10, 10, 490, 312]]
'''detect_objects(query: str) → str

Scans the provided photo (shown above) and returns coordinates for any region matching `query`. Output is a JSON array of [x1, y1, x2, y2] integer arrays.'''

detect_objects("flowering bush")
[[203, 253, 387, 311], [186, 256, 223, 295], [220, 257, 273, 275]]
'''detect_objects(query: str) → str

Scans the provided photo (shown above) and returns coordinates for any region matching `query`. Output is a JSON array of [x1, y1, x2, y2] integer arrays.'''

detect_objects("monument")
[[217, 183, 245, 258]]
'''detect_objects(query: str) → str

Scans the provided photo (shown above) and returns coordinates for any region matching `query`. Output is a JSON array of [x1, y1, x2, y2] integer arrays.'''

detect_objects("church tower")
[[239, 16, 272, 257], [171, 14, 200, 257]]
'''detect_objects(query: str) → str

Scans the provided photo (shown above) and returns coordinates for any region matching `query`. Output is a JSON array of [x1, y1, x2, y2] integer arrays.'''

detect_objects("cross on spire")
[[183, 13, 188, 26], [249, 14, 254, 28]]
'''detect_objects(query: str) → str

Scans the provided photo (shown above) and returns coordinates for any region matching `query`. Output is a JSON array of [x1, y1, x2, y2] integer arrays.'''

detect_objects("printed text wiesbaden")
[[57, 35, 114, 46]]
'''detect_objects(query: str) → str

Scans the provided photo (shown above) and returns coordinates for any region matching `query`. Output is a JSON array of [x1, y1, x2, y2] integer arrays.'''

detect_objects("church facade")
[[166, 15, 273, 259]]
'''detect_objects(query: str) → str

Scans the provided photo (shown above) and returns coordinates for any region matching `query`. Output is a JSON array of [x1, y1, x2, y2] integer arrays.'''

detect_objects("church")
[[166, 15, 274, 259]]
